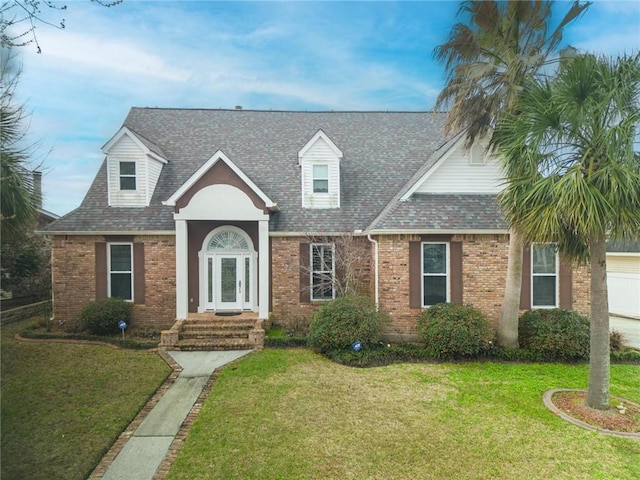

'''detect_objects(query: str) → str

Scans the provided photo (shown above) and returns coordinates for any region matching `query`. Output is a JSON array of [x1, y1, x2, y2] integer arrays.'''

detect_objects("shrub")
[[518, 309, 589, 361], [307, 295, 385, 352], [417, 303, 493, 359], [609, 329, 628, 351], [78, 298, 133, 336]]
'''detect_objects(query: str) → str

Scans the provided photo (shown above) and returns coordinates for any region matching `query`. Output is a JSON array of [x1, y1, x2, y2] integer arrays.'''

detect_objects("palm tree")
[[434, 0, 590, 348], [497, 53, 640, 409], [1, 46, 38, 240]]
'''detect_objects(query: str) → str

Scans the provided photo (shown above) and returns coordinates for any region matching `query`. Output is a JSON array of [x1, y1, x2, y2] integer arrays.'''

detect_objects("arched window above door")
[[206, 228, 252, 252]]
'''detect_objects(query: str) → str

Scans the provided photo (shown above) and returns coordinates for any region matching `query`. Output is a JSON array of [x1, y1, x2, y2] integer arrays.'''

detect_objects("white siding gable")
[[299, 130, 342, 209], [413, 141, 504, 195], [104, 129, 167, 207]]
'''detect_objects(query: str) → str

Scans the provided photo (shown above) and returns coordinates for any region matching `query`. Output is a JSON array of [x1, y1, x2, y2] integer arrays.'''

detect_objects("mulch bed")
[[551, 390, 640, 433]]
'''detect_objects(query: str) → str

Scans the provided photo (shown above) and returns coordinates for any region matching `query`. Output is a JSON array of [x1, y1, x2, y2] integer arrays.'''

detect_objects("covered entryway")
[[200, 226, 256, 312], [164, 150, 277, 323]]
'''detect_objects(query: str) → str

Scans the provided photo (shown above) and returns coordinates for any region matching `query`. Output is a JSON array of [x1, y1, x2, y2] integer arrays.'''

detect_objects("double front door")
[[205, 253, 252, 310]]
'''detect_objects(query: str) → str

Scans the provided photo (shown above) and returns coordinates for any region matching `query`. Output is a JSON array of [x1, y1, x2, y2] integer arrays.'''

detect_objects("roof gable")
[[298, 129, 343, 163], [164, 150, 277, 209], [102, 126, 168, 163], [399, 135, 503, 200]]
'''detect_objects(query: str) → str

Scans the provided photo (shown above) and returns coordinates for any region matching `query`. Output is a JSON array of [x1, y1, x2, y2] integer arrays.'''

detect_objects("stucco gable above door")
[[163, 150, 278, 220]]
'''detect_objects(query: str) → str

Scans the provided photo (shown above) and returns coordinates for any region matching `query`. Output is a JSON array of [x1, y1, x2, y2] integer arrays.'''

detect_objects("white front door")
[[204, 253, 252, 311], [217, 255, 242, 310]]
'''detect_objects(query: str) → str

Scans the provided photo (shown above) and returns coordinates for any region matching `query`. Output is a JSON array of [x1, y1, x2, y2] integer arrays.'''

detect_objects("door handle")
[[238, 280, 242, 293]]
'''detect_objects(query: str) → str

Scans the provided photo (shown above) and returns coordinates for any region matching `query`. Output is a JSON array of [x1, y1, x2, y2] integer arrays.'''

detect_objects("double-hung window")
[[422, 242, 449, 306], [119, 161, 136, 190], [109, 243, 133, 301], [311, 243, 334, 301], [312, 165, 329, 193], [531, 243, 558, 307]]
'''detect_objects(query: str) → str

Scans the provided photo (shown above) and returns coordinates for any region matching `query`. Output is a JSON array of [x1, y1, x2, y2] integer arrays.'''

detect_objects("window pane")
[[533, 244, 556, 274], [120, 176, 136, 190], [313, 179, 329, 193], [111, 273, 132, 300], [423, 244, 446, 274], [120, 162, 136, 175], [312, 273, 333, 300], [220, 258, 237, 303], [533, 276, 556, 306], [313, 164, 328, 178], [245, 257, 250, 303], [424, 276, 447, 306], [208, 258, 213, 303], [110, 245, 131, 271]]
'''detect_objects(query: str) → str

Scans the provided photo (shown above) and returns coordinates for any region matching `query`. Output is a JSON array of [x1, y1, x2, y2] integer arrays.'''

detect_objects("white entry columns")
[[175, 219, 189, 319], [258, 219, 269, 319]]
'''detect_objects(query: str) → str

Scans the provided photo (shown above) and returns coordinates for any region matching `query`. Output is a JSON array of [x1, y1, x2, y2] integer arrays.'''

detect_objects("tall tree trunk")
[[586, 230, 610, 410], [497, 230, 523, 348]]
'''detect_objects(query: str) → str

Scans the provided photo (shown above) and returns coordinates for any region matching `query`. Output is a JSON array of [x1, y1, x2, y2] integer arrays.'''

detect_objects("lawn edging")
[[543, 389, 640, 440]]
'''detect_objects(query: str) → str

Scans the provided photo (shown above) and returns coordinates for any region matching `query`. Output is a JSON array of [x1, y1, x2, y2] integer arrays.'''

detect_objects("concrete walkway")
[[101, 350, 252, 480], [610, 316, 640, 349]]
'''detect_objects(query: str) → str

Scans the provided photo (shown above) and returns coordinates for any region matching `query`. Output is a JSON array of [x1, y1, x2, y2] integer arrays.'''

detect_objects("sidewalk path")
[[99, 350, 252, 480], [610, 316, 640, 349]]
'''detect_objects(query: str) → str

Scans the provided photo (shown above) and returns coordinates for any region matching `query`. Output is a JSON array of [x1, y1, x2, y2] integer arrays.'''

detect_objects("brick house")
[[44, 108, 589, 348]]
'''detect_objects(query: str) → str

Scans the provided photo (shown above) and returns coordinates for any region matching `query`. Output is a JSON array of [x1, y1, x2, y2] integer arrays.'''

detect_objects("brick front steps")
[[161, 313, 265, 351]]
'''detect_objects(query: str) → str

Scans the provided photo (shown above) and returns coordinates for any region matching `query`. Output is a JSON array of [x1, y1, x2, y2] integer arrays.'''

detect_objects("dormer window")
[[312, 165, 329, 193], [103, 127, 168, 207], [119, 161, 137, 190], [298, 130, 343, 209]]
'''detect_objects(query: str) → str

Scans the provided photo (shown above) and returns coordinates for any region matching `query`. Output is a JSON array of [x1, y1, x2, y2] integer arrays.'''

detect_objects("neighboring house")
[[1, 171, 58, 302], [606, 240, 640, 319], [43, 109, 590, 346]]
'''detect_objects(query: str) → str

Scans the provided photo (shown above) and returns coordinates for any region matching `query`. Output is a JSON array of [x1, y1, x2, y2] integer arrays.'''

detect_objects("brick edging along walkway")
[[152, 368, 223, 479], [88, 349, 183, 479]]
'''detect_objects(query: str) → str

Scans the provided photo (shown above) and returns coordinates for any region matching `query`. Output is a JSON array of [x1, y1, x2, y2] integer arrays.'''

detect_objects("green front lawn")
[[0, 318, 171, 480], [169, 349, 640, 480]]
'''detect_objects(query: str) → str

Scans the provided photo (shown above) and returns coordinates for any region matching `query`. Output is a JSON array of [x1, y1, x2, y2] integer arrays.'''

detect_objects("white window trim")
[[310, 243, 335, 301], [119, 161, 137, 191], [531, 243, 559, 308], [421, 242, 450, 307], [108, 242, 134, 301]]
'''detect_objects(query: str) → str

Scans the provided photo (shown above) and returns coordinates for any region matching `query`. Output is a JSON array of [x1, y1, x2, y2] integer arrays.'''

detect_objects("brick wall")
[[51, 235, 96, 330], [460, 234, 510, 324], [572, 263, 591, 316], [377, 233, 592, 338], [51, 235, 176, 331], [377, 234, 419, 335], [133, 235, 176, 329], [270, 236, 373, 323]]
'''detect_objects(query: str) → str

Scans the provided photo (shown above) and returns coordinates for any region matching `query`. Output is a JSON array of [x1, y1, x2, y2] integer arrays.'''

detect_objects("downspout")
[[367, 234, 379, 312]]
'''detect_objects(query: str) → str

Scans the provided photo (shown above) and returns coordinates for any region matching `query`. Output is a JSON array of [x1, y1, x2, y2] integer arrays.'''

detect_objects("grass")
[[1, 318, 172, 480], [168, 349, 640, 480]]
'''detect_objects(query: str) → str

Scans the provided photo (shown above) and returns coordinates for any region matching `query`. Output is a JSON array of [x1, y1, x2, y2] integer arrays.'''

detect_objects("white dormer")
[[401, 137, 504, 200], [298, 130, 342, 209], [102, 126, 168, 207]]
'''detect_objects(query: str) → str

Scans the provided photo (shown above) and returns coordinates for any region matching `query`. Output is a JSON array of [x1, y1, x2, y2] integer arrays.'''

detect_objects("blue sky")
[[11, 0, 640, 216]]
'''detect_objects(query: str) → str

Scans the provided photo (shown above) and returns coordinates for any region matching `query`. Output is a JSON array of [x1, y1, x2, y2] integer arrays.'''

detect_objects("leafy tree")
[[433, 0, 590, 348], [497, 53, 640, 409], [1, 0, 122, 53]]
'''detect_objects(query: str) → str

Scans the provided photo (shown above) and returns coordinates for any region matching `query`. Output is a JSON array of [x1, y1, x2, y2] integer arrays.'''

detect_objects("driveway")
[[610, 316, 640, 349]]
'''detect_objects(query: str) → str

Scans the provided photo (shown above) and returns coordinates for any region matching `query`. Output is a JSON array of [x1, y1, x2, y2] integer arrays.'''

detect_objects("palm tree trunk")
[[497, 230, 523, 348], [586, 230, 610, 410]]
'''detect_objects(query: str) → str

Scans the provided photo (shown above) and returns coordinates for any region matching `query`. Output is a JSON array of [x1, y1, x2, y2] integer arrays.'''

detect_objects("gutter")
[[367, 234, 379, 312]]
